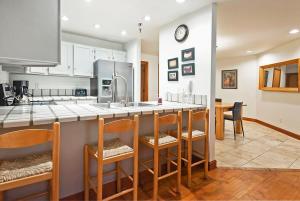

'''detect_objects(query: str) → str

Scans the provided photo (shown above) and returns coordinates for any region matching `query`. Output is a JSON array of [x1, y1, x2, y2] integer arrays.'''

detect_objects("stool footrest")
[[140, 160, 154, 175], [119, 166, 134, 182], [103, 188, 134, 201], [191, 159, 206, 167], [158, 170, 178, 181]]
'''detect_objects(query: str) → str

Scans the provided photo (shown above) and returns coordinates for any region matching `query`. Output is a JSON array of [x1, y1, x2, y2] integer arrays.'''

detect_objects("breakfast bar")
[[0, 101, 207, 199]]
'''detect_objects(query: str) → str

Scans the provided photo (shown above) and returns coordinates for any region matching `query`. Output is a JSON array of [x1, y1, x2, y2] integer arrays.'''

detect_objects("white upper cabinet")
[[94, 48, 127, 62], [73, 44, 94, 77], [112, 50, 127, 62], [49, 42, 73, 75], [94, 48, 113, 61]]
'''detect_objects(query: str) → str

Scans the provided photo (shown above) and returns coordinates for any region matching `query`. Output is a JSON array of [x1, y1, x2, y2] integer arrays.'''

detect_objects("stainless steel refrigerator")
[[90, 59, 134, 103]]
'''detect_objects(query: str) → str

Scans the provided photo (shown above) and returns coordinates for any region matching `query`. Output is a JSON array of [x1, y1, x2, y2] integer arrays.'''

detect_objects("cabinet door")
[[27, 67, 48, 74], [112, 50, 127, 62], [73, 44, 94, 77], [49, 42, 73, 75], [94, 48, 113, 61]]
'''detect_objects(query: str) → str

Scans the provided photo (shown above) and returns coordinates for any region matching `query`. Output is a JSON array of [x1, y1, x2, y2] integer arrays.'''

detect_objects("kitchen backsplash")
[[9, 73, 90, 90], [28, 88, 91, 97]]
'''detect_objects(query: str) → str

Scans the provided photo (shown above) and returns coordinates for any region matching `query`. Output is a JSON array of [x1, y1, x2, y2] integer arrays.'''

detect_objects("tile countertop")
[[0, 101, 206, 129]]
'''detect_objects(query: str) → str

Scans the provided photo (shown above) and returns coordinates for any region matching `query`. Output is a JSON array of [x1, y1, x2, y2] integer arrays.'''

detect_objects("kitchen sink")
[[125, 102, 155, 107], [93, 102, 156, 109]]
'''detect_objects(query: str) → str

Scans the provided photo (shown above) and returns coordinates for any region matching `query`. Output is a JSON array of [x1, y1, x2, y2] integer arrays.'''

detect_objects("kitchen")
[[0, 0, 215, 200]]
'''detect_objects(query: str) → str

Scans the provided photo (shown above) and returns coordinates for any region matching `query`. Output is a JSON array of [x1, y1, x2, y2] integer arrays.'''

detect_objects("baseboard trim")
[[243, 117, 300, 140], [209, 160, 217, 170]]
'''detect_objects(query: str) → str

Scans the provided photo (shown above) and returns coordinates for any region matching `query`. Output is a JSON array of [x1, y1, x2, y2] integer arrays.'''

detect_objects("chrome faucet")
[[111, 74, 128, 106]]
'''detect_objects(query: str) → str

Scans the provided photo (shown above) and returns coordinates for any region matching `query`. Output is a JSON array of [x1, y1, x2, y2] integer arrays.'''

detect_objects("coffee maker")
[[0, 83, 15, 106], [13, 80, 30, 104]]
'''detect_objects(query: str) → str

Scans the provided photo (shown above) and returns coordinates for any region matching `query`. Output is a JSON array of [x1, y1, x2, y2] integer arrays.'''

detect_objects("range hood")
[[0, 0, 61, 67]]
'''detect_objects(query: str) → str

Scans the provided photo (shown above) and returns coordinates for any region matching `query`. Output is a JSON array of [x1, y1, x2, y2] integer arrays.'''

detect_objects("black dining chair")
[[224, 102, 245, 140], [215, 98, 222, 102]]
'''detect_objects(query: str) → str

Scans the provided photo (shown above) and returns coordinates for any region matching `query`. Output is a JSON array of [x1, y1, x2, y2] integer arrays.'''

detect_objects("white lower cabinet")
[[73, 44, 94, 77], [49, 42, 73, 75]]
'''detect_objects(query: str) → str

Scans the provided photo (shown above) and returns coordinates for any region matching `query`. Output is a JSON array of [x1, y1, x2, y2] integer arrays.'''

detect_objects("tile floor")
[[215, 121, 300, 169]]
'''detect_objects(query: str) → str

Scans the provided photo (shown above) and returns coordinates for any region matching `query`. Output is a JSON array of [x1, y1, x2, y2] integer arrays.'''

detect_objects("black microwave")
[[75, 88, 87, 97]]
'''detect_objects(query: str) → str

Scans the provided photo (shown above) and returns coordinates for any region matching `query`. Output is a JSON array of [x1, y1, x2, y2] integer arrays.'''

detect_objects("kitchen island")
[[0, 101, 207, 199]]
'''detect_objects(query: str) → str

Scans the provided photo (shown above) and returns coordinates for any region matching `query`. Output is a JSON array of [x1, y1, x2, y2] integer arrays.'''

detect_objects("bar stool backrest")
[[97, 116, 139, 161], [103, 118, 138, 134], [188, 109, 209, 138], [154, 111, 182, 146], [0, 122, 60, 150]]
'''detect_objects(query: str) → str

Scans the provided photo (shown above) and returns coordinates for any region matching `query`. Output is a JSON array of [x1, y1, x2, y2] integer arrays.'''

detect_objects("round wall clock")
[[174, 24, 189, 42]]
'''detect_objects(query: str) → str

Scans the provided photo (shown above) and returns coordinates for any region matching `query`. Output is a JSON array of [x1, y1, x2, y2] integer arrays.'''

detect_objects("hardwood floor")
[[61, 167, 300, 200]]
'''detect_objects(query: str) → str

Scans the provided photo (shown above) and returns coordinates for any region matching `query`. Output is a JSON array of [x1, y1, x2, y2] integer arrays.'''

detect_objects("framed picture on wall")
[[168, 58, 179, 69], [182, 63, 195, 76], [168, 71, 179, 81], [181, 48, 195, 62], [222, 69, 238, 89]]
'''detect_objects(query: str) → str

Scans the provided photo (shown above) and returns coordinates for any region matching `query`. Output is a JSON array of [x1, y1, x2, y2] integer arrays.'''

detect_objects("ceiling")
[[61, 0, 300, 58], [217, 0, 300, 58], [61, 0, 218, 55]]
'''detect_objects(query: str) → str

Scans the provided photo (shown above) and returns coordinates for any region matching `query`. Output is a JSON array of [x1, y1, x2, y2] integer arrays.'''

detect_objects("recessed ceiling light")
[[176, 0, 186, 4], [121, 30, 127, 36], [94, 24, 100, 29], [289, 29, 299, 34], [61, 16, 69, 21], [85, 0, 92, 2], [246, 50, 253, 54], [144, 15, 151, 21]]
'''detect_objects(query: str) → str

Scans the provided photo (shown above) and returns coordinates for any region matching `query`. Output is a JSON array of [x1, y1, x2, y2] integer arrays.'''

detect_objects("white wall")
[[141, 53, 159, 101], [0, 66, 9, 83], [159, 4, 217, 161], [257, 39, 300, 134], [216, 38, 300, 135], [125, 39, 142, 102], [216, 55, 258, 118]]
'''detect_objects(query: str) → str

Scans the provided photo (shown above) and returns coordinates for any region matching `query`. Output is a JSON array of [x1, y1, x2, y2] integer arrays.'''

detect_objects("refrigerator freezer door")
[[114, 62, 133, 102], [94, 60, 114, 103]]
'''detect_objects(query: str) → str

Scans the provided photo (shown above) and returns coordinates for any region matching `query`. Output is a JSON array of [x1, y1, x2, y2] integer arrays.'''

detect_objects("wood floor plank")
[[61, 168, 300, 201]]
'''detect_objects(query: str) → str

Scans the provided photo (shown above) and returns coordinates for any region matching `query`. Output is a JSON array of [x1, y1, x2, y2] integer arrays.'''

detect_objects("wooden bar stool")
[[140, 111, 182, 200], [84, 115, 139, 201], [0, 122, 60, 201], [182, 109, 209, 187]]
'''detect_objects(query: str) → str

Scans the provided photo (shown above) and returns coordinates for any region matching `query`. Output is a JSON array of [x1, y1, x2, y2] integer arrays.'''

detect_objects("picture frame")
[[222, 69, 238, 89], [181, 48, 195, 62], [182, 63, 195, 76], [168, 71, 179, 81], [168, 58, 179, 69]]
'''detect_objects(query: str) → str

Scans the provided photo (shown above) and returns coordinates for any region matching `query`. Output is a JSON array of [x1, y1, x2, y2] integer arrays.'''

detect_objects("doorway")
[[141, 61, 149, 101]]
